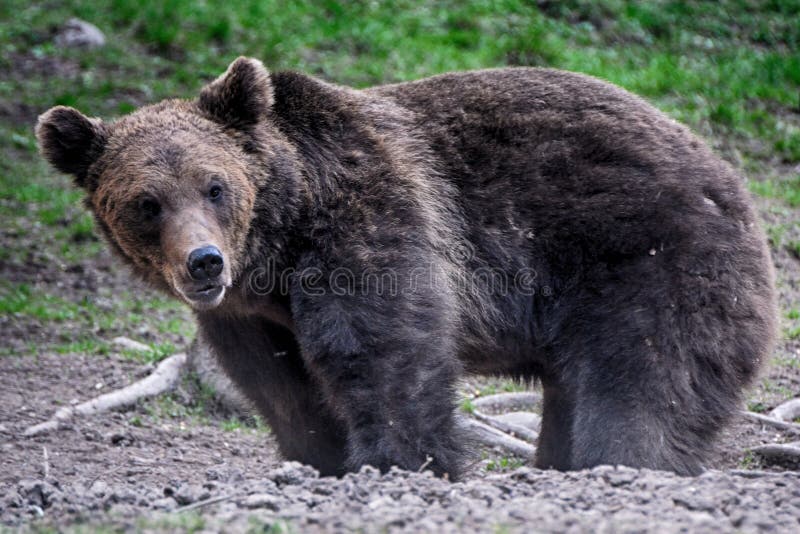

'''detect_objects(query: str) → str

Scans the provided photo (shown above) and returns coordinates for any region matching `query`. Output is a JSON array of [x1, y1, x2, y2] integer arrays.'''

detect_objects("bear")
[[36, 57, 777, 478]]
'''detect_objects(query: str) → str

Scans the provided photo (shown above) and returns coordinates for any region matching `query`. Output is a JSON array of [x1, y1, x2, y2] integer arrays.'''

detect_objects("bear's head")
[[36, 57, 301, 311]]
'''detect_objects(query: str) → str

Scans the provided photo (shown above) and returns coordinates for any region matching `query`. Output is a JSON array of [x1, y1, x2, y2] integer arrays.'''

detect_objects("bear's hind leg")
[[549, 287, 754, 476], [535, 381, 575, 470]]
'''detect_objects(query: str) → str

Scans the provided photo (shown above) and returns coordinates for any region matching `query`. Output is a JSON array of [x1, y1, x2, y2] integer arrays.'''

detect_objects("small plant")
[[221, 418, 244, 432], [486, 456, 525, 471], [739, 450, 758, 470]]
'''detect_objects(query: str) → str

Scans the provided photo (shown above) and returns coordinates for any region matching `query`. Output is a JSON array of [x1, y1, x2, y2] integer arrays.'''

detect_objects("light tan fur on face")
[[87, 106, 256, 309]]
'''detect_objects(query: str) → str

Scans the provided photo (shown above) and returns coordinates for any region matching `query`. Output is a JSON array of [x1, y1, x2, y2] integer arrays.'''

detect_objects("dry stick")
[[740, 410, 800, 435], [175, 494, 238, 513], [417, 455, 434, 473], [472, 410, 539, 443], [23, 352, 188, 437], [769, 398, 800, 423], [42, 446, 49, 479], [458, 417, 536, 459]]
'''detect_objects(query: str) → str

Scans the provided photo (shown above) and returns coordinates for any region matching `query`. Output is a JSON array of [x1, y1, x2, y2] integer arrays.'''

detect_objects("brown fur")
[[37, 58, 777, 478]]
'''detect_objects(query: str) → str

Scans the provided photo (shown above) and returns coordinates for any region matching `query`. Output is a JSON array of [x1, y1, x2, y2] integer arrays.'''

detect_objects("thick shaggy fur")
[[37, 58, 777, 478]]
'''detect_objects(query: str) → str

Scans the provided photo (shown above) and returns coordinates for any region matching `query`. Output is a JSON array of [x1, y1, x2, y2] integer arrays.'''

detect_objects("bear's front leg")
[[291, 266, 464, 478], [197, 314, 349, 475]]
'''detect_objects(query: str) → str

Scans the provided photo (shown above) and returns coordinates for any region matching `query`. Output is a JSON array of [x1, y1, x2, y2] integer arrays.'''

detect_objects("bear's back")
[[371, 68, 757, 269]]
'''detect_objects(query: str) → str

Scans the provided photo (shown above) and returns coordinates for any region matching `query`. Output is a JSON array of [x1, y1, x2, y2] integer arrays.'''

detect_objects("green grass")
[[460, 397, 475, 415], [220, 415, 270, 434], [120, 341, 176, 364], [0, 280, 194, 356], [749, 176, 800, 207], [485, 456, 525, 472], [738, 450, 758, 470]]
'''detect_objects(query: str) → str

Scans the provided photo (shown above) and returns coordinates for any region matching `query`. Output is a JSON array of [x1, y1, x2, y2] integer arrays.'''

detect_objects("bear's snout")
[[187, 245, 224, 281]]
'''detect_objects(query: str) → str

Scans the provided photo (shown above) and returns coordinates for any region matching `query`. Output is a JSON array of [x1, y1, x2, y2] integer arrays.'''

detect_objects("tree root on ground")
[[741, 411, 800, 436], [22, 338, 543, 460], [769, 398, 800, 423], [28, 337, 800, 468], [23, 350, 187, 437], [458, 417, 537, 459], [471, 410, 539, 443], [752, 442, 800, 465], [472, 392, 541, 413], [31, 338, 800, 467]]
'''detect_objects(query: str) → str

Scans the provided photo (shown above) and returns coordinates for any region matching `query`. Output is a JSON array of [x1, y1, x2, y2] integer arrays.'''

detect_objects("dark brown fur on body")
[[37, 58, 777, 478]]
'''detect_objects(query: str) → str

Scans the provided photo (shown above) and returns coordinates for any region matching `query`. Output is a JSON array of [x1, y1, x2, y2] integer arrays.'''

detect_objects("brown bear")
[[36, 57, 776, 478]]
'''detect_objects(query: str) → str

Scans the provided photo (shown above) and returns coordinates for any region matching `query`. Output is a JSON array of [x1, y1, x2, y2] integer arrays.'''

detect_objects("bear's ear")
[[197, 57, 274, 129], [35, 106, 108, 189]]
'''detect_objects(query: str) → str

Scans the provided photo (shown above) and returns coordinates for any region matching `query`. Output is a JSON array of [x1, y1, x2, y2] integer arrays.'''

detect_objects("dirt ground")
[[0, 192, 798, 532]]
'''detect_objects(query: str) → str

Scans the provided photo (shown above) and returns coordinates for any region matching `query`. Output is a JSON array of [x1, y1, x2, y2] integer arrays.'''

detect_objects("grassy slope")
[[0, 0, 798, 358]]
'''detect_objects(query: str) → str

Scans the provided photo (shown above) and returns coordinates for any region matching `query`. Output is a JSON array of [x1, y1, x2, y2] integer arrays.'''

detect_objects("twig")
[[417, 455, 434, 473], [23, 352, 188, 437], [740, 411, 800, 435], [42, 446, 49, 479], [175, 493, 238, 513], [769, 398, 800, 423]]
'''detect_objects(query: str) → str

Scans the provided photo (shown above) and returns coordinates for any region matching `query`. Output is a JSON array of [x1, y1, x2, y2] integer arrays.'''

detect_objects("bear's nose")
[[187, 246, 224, 281]]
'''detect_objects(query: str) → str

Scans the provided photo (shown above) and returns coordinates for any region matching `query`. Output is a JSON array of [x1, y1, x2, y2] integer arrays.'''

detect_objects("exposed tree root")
[[472, 410, 539, 443], [111, 336, 152, 352], [769, 398, 800, 423], [23, 340, 547, 463], [472, 392, 541, 413], [23, 352, 187, 437], [458, 417, 537, 459], [752, 442, 800, 465], [741, 411, 800, 436]]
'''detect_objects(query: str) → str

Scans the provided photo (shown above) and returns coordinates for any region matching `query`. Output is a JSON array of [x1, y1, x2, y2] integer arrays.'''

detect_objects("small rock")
[[90, 480, 109, 498], [109, 432, 132, 445], [604, 466, 638, 487], [174, 484, 208, 506], [28, 504, 44, 518], [18, 479, 60, 509], [673, 493, 716, 512], [244, 493, 281, 510], [271, 462, 318, 486], [55, 18, 106, 48]]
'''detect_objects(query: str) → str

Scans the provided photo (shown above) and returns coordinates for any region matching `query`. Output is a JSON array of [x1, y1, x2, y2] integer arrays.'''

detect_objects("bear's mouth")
[[182, 284, 226, 310]]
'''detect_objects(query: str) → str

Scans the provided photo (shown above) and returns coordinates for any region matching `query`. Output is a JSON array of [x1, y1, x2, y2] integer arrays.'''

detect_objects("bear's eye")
[[139, 198, 161, 219], [209, 184, 223, 201]]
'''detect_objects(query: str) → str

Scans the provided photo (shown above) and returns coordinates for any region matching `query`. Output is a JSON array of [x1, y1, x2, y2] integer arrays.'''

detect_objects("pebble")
[[54, 18, 106, 48]]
